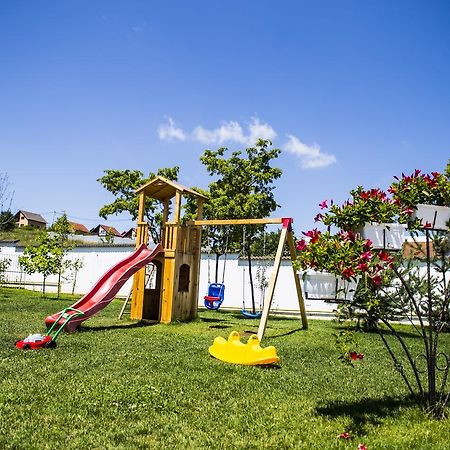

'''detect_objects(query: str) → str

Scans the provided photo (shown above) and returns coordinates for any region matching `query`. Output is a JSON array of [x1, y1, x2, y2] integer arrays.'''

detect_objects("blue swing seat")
[[204, 283, 225, 310], [241, 309, 262, 319]]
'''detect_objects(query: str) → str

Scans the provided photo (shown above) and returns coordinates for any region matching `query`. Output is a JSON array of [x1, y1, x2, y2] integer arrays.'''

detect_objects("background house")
[[15, 210, 47, 229], [68, 222, 90, 234], [90, 224, 121, 237], [121, 228, 136, 239]]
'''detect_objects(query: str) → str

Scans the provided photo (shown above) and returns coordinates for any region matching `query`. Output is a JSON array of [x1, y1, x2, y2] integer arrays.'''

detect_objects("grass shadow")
[[316, 395, 416, 435], [199, 317, 230, 324], [257, 363, 282, 370], [79, 320, 158, 332], [270, 327, 306, 339], [333, 322, 422, 339]]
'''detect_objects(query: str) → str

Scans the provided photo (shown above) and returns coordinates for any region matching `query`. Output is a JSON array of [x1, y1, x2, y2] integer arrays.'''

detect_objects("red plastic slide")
[[45, 243, 164, 332]]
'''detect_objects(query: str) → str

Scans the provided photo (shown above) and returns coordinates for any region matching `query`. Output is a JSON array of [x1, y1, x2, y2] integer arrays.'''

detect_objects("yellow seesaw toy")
[[209, 331, 280, 365]]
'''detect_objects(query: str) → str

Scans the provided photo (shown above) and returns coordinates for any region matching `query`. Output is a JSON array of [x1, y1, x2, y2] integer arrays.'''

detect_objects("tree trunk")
[[247, 244, 256, 314], [72, 271, 78, 295], [57, 270, 61, 298], [42, 275, 47, 297]]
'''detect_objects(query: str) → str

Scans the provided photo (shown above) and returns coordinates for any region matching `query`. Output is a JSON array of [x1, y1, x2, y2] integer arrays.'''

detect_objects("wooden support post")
[[287, 228, 308, 329], [257, 219, 307, 341]]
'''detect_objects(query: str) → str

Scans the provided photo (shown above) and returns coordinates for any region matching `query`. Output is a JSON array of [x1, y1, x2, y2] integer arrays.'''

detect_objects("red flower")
[[342, 267, 355, 279], [358, 444, 368, 450], [338, 432, 351, 439], [371, 275, 382, 285], [296, 239, 307, 251], [378, 251, 390, 262], [404, 207, 414, 216], [363, 239, 373, 250], [319, 200, 328, 209], [423, 221, 432, 228], [350, 351, 364, 360], [356, 262, 368, 272]]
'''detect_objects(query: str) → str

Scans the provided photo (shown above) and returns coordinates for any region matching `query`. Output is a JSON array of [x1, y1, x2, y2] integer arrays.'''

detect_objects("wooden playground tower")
[[130, 176, 207, 324], [130, 176, 308, 339]]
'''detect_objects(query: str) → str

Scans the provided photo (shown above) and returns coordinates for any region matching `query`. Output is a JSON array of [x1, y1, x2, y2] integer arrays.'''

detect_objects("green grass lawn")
[[1, 288, 449, 449]]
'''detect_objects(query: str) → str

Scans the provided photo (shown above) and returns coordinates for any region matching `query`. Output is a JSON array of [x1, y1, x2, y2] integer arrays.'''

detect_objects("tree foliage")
[[19, 231, 64, 296], [197, 139, 282, 311], [0, 173, 15, 232], [97, 167, 179, 242], [0, 210, 15, 232], [20, 214, 75, 296]]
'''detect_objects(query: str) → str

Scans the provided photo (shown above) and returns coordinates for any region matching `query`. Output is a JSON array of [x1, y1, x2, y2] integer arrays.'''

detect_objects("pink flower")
[[358, 444, 367, 450], [319, 200, 328, 209], [296, 239, 307, 251], [360, 251, 373, 261], [404, 207, 415, 216], [338, 432, 351, 439], [303, 228, 321, 244]]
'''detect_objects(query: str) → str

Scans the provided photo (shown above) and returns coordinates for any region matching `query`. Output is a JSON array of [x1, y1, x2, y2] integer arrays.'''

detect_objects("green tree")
[[50, 213, 75, 296], [0, 210, 15, 232], [19, 231, 63, 296], [97, 167, 179, 243], [0, 172, 15, 232], [198, 139, 282, 313]]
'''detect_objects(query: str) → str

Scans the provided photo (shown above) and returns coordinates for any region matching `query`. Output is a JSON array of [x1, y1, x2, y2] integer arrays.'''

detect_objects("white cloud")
[[158, 117, 187, 141], [192, 121, 247, 145], [157, 117, 335, 170], [284, 134, 337, 169], [247, 117, 277, 145], [158, 116, 276, 146]]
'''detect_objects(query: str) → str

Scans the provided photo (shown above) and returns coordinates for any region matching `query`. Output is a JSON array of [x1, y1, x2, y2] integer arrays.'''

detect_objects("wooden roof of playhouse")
[[136, 176, 208, 201]]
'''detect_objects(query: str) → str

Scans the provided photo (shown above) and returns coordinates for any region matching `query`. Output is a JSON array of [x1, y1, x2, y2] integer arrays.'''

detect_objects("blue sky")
[[1, 1, 449, 235]]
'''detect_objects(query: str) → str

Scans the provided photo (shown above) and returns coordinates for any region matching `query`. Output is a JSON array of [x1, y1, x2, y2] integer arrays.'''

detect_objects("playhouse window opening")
[[178, 264, 190, 292]]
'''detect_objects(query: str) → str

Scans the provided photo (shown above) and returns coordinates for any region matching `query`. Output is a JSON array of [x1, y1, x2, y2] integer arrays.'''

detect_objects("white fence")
[[0, 244, 337, 316]]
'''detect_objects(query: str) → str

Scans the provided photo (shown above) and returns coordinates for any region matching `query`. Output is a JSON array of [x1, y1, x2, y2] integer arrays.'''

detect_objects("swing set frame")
[[191, 217, 308, 340]]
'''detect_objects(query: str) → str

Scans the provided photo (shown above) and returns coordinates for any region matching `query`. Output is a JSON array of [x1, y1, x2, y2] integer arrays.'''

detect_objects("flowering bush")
[[389, 170, 450, 209], [295, 229, 394, 284], [318, 186, 405, 231]]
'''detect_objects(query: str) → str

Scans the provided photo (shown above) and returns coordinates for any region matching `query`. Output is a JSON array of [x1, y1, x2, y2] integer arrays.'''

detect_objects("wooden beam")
[[191, 218, 285, 226]]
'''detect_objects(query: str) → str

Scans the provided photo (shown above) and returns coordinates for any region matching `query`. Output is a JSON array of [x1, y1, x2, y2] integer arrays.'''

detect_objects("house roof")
[[121, 228, 136, 238], [90, 224, 122, 237], [15, 210, 47, 224], [68, 222, 90, 234], [136, 176, 208, 201]]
